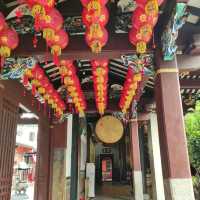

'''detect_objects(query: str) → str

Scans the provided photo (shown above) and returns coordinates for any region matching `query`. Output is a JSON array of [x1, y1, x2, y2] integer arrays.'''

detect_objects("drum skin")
[[95, 115, 124, 144]]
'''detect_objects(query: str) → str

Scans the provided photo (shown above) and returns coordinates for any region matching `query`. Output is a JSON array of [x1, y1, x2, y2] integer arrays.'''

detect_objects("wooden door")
[[0, 97, 18, 200]]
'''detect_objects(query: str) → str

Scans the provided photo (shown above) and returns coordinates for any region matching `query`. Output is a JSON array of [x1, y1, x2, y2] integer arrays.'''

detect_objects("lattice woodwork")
[[0, 97, 18, 200]]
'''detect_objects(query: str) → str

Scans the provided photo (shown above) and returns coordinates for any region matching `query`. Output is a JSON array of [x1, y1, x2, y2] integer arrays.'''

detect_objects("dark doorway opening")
[[100, 154, 113, 182]]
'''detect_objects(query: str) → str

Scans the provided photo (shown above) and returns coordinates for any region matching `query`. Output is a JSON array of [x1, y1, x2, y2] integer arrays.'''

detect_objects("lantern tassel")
[[33, 34, 38, 48], [61, 75, 64, 84], [22, 75, 29, 86], [32, 85, 36, 96], [0, 57, 4, 73], [53, 53, 60, 66], [38, 101, 41, 111]]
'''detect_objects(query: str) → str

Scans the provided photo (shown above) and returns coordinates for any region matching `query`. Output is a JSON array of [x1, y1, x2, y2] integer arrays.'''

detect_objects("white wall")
[[16, 124, 38, 150]]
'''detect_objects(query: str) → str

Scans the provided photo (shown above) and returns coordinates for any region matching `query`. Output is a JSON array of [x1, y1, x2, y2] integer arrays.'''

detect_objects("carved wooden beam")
[[180, 79, 200, 89], [13, 34, 153, 61]]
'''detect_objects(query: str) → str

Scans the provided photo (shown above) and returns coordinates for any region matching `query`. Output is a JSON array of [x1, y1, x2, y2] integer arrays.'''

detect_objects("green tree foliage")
[[185, 101, 200, 198], [185, 101, 200, 172]]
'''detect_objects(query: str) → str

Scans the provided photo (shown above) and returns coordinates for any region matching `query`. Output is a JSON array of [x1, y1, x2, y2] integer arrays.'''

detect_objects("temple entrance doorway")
[[95, 143, 133, 200], [101, 154, 113, 182], [11, 105, 39, 200]]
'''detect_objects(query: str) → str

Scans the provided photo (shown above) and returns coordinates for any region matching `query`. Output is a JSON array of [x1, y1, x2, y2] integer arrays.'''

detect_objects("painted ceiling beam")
[[180, 79, 200, 89], [13, 34, 152, 61], [18, 118, 39, 125], [177, 54, 200, 71]]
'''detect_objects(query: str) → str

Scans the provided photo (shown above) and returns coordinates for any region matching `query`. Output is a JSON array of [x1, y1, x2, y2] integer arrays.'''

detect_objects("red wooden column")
[[129, 117, 144, 200], [49, 121, 68, 200], [155, 54, 195, 199], [34, 120, 51, 200]]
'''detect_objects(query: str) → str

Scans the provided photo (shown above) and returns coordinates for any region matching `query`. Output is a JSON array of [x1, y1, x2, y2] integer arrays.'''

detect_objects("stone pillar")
[[70, 114, 79, 200], [66, 114, 73, 200], [78, 117, 87, 200], [147, 106, 165, 200], [155, 54, 195, 200], [50, 121, 67, 200], [129, 118, 144, 200]]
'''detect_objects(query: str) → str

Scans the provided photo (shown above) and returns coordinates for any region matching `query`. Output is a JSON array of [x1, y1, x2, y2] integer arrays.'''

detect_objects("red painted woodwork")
[[130, 119, 142, 171], [0, 96, 18, 200], [34, 121, 51, 200], [14, 34, 152, 61], [155, 56, 191, 179], [51, 121, 68, 148], [0, 80, 51, 200]]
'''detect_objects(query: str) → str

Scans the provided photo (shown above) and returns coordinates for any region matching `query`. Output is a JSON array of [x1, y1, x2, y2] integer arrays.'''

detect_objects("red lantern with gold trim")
[[81, 0, 108, 7], [91, 59, 108, 114], [0, 28, 19, 58], [139, 24, 153, 42], [145, 0, 159, 17], [47, 29, 69, 65], [0, 12, 6, 32], [85, 25, 108, 53], [27, 0, 55, 13], [132, 7, 147, 29], [82, 7, 109, 27], [129, 28, 141, 45], [136, 0, 147, 7], [132, 7, 158, 29], [32, 65, 44, 81], [40, 0, 55, 11], [41, 8, 63, 41]]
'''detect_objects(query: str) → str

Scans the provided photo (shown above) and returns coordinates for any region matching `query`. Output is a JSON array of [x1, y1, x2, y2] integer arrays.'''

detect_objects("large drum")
[[95, 115, 124, 144]]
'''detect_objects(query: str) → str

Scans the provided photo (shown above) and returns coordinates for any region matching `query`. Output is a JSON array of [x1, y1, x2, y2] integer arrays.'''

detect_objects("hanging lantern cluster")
[[0, 12, 19, 68], [91, 59, 108, 115], [24, 0, 69, 65], [119, 67, 144, 113], [81, 0, 109, 53], [129, 0, 163, 54], [60, 60, 86, 116], [25, 0, 55, 31], [22, 64, 66, 118]]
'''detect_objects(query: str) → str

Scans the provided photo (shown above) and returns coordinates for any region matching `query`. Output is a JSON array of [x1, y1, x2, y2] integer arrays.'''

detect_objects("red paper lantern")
[[39, 0, 55, 10], [41, 8, 63, 40], [132, 7, 147, 29], [135, 0, 148, 7], [33, 65, 44, 80], [145, 0, 159, 17], [48, 29, 69, 65], [158, 0, 164, 6], [81, 0, 108, 7], [139, 24, 152, 42], [0, 12, 6, 32], [129, 28, 140, 45], [46, 84, 54, 95], [132, 7, 158, 29], [61, 61, 87, 114], [40, 77, 49, 88], [91, 59, 108, 67], [27, 0, 55, 13], [85, 25, 108, 53], [82, 7, 109, 27], [29, 1, 46, 18], [91, 59, 108, 114], [0, 28, 19, 58]]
